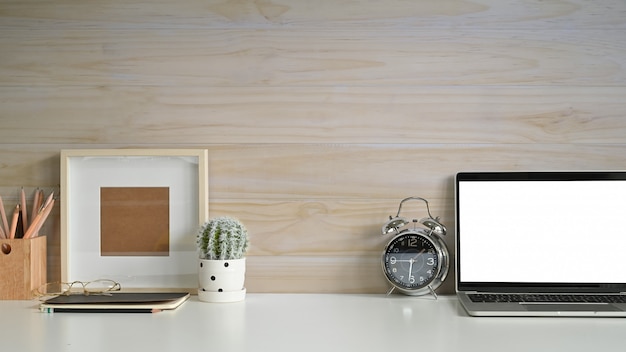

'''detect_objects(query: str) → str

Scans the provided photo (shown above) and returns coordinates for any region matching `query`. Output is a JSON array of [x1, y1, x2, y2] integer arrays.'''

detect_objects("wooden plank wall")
[[1, 0, 625, 294]]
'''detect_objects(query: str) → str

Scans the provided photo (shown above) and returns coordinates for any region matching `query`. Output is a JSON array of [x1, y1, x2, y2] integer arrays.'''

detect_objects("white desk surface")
[[2, 294, 626, 352]]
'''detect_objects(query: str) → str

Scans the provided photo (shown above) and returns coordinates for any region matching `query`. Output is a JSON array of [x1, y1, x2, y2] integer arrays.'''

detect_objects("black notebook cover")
[[39, 292, 190, 313]]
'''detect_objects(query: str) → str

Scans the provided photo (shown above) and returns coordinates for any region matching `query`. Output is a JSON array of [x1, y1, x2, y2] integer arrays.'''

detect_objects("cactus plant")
[[197, 216, 249, 260]]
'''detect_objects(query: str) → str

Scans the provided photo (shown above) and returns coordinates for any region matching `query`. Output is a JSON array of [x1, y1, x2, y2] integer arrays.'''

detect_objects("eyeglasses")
[[33, 279, 121, 299]]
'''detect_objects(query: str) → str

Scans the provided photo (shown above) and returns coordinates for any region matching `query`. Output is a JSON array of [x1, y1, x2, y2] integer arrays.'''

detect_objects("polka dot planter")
[[198, 258, 246, 303]]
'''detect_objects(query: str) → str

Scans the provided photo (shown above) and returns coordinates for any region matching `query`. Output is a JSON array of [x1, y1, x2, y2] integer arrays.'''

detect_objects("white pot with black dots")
[[198, 258, 246, 302], [196, 216, 249, 303]]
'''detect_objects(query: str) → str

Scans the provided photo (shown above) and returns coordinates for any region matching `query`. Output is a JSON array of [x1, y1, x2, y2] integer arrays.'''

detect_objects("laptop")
[[455, 171, 626, 317]]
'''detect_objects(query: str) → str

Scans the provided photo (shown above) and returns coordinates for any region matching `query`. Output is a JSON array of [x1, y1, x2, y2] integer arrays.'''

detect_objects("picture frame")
[[60, 149, 208, 291]]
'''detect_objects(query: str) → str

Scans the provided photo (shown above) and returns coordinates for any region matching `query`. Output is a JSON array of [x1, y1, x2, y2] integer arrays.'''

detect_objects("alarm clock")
[[381, 197, 449, 297]]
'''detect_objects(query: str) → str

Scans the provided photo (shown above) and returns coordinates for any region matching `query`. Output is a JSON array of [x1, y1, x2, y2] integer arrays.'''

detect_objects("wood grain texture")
[[1, 0, 625, 29], [1, 87, 625, 144], [1, 143, 625, 192], [0, 236, 47, 299], [1, 0, 626, 293], [2, 29, 625, 87]]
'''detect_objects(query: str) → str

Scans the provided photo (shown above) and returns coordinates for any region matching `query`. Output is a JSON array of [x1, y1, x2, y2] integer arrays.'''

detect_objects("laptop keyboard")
[[468, 293, 626, 304]]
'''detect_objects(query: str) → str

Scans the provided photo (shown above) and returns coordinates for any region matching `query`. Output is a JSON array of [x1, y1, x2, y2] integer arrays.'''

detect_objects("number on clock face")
[[383, 233, 438, 289]]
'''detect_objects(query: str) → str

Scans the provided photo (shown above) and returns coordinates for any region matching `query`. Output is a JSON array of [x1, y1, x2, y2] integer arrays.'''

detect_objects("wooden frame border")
[[60, 149, 208, 291]]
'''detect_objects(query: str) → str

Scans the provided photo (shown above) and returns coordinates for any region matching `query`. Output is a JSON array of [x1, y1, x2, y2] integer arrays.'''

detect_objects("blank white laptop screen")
[[458, 178, 626, 284]]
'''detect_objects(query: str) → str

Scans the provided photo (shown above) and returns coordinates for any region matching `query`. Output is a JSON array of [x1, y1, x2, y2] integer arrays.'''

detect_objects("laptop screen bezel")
[[455, 171, 626, 294]]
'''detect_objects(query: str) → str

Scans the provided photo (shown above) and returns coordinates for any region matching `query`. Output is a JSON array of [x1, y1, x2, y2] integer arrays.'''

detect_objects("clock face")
[[382, 233, 439, 290]]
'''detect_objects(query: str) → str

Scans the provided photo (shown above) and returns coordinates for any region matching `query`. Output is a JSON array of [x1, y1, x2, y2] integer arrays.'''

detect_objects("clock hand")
[[395, 254, 412, 263], [412, 249, 426, 260], [396, 249, 427, 263]]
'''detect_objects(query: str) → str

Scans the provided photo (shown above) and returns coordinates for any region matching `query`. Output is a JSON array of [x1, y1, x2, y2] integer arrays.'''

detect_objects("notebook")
[[39, 292, 190, 313], [455, 171, 626, 317]]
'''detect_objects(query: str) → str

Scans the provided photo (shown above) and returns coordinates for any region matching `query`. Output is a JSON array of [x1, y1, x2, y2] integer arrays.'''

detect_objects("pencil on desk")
[[9, 204, 19, 239]]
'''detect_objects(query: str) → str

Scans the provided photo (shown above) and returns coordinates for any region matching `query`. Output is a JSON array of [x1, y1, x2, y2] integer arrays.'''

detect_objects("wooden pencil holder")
[[0, 236, 46, 300]]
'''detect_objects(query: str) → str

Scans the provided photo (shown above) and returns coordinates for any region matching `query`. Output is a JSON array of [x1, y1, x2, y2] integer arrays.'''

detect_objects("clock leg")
[[428, 285, 438, 300]]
